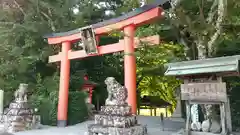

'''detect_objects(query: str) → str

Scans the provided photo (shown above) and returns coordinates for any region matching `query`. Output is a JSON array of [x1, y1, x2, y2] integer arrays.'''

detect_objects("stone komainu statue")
[[87, 77, 147, 135], [104, 77, 127, 106], [14, 83, 28, 102]]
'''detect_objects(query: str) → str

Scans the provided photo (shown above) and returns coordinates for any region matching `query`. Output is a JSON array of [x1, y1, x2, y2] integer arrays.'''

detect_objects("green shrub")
[[30, 90, 88, 126], [29, 91, 58, 125], [68, 91, 88, 125], [28, 73, 88, 126], [3, 91, 14, 108]]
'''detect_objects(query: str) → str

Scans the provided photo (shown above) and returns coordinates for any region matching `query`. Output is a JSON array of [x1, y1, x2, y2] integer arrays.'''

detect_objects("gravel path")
[[13, 116, 185, 135]]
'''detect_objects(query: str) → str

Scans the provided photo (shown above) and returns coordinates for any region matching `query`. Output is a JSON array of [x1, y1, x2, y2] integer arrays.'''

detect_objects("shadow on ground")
[[13, 116, 185, 135]]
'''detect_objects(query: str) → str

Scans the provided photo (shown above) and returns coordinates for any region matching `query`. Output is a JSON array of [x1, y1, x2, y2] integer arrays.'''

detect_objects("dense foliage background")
[[0, 0, 239, 130]]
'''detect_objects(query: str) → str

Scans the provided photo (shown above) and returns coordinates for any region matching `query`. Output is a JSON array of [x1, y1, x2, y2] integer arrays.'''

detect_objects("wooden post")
[[220, 103, 226, 134], [57, 41, 71, 127], [165, 107, 168, 117], [124, 24, 137, 114], [154, 108, 157, 116], [89, 88, 93, 104], [217, 76, 231, 133], [171, 88, 183, 119], [225, 97, 232, 132], [137, 108, 140, 115], [96, 95, 100, 111], [150, 107, 153, 116], [185, 100, 191, 135], [184, 79, 190, 135]]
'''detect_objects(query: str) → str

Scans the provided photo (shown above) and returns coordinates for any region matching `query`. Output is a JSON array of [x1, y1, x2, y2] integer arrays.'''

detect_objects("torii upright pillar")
[[124, 24, 137, 113], [44, 0, 169, 127], [57, 41, 71, 127]]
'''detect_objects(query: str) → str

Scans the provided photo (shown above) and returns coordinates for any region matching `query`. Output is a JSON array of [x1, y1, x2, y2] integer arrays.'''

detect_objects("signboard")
[[181, 82, 227, 102], [81, 26, 98, 55]]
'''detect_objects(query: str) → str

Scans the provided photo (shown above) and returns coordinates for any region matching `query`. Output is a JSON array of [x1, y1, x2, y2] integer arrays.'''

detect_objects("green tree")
[[0, 0, 123, 125]]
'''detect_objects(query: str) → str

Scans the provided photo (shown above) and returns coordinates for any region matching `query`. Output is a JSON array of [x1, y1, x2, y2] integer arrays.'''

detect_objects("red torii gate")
[[44, 0, 170, 127]]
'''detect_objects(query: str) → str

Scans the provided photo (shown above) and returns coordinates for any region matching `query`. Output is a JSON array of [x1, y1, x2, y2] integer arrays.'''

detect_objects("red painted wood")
[[57, 41, 71, 123], [82, 75, 95, 104], [89, 88, 93, 104], [124, 24, 137, 114], [94, 8, 163, 34], [48, 35, 160, 63], [47, 7, 163, 44]]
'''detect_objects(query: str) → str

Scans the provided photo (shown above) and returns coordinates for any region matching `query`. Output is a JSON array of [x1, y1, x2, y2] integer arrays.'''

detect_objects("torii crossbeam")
[[44, 0, 171, 127]]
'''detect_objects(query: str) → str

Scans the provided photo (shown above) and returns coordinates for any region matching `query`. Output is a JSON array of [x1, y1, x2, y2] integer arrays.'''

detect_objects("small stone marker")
[[0, 90, 4, 115]]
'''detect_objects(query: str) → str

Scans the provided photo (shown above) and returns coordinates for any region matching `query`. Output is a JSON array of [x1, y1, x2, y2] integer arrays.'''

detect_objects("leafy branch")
[[168, 0, 226, 59]]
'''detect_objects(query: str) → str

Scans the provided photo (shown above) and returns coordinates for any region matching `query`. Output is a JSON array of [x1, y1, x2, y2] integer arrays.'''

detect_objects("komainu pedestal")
[[87, 77, 147, 135], [1, 84, 41, 133]]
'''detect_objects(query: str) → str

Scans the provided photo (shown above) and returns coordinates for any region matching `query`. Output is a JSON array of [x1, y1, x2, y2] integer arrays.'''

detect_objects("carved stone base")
[[2, 101, 41, 133], [88, 124, 147, 135], [1, 114, 40, 133], [9, 102, 31, 109], [94, 114, 137, 128], [100, 105, 131, 116]]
